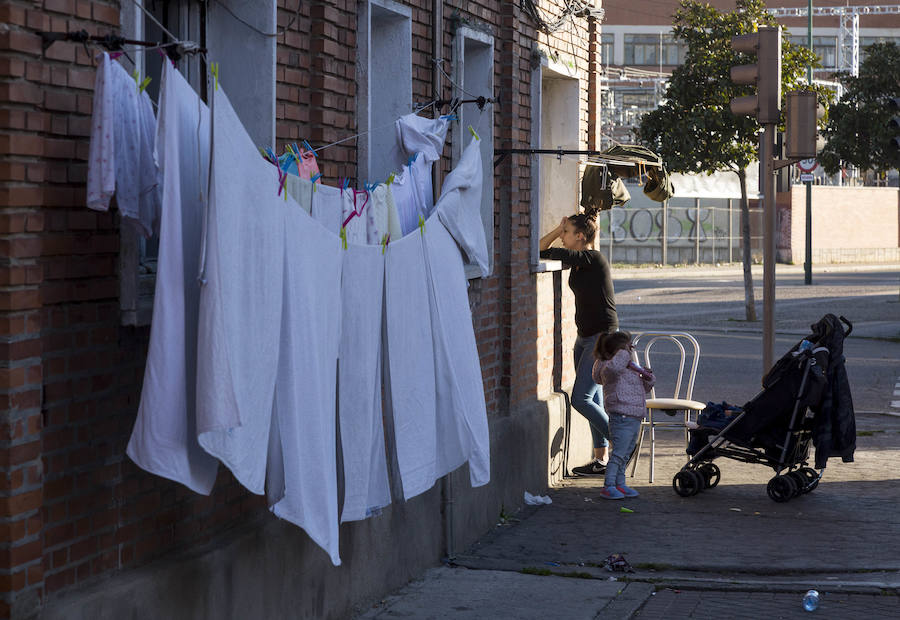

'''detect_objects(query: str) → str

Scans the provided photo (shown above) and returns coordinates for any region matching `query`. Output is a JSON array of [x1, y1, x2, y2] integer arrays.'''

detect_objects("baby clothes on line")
[[87, 52, 161, 237], [342, 188, 369, 245], [338, 244, 391, 522], [196, 85, 286, 496], [126, 59, 219, 496]]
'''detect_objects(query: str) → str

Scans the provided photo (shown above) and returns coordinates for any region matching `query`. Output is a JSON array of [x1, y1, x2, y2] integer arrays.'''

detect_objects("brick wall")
[[1, 1, 599, 617]]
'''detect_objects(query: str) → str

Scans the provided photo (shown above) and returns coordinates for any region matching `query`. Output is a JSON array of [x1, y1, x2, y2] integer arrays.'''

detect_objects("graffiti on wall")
[[596, 206, 737, 245]]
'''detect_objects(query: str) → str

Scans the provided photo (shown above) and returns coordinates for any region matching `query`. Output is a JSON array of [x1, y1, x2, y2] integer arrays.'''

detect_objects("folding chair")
[[629, 331, 705, 483]]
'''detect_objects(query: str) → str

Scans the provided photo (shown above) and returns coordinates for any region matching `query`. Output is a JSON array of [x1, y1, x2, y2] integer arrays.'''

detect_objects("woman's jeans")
[[572, 333, 609, 450], [605, 414, 642, 488]]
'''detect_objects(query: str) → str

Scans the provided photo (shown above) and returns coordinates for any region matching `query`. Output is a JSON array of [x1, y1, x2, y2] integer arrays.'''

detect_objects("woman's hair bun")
[[582, 206, 600, 221]]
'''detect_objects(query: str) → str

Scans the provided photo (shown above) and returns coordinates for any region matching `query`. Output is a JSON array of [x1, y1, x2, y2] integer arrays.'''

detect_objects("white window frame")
[[530, 55, 581, 271], [357, 0, 412, 183], [451, 26, 494, 279], [119, 0, 275, 326]]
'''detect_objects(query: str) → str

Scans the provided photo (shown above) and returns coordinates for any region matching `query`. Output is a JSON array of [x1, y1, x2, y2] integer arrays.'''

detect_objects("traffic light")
[[889, 96, 900, 152], [785, 91, 822, 159], [730, 26, 782, 124]]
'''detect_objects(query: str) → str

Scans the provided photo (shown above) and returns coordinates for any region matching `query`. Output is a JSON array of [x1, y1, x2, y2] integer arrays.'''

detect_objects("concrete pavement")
[[353, 264, 900, 619]]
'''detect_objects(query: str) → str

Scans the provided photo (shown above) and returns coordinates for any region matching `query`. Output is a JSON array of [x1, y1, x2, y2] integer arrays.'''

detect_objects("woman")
[[539, 211, 618, 475]]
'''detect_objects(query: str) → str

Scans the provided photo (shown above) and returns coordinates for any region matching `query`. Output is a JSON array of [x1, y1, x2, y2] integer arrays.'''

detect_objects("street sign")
[[800, 173, 815, 182], [797, 158, 818, 173]]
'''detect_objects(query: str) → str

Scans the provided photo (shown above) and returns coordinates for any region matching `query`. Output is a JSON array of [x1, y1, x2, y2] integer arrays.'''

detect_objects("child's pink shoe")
[[598, 486, 625, 500]]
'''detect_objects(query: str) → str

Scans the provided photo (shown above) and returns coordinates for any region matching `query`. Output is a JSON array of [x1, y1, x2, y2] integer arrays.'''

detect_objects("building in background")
[[599, 0, 900, 147]]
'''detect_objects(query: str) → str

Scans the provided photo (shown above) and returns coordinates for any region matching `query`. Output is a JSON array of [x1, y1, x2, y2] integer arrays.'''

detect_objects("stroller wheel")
[[787, 471, 807, 497], [766, 475, 796, 503], [699, 463, 721, 489], [673, 470, 703, 497], [798, 467, 820, 493]]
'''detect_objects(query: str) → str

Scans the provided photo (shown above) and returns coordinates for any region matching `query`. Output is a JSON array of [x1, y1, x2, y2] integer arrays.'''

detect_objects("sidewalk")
[[353, 264, 900, 619], [356, 413, 900, 618]]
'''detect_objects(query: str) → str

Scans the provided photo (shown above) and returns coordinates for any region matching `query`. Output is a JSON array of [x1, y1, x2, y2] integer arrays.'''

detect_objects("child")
[[591, 331, 655, 500]]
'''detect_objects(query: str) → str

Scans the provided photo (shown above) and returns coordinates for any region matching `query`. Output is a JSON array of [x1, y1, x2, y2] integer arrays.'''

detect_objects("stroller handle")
[[839, 315, 853, 337]]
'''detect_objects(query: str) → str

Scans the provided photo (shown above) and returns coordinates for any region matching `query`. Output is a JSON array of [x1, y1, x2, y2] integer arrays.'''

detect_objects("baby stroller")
[[673, 314, 854, 502]]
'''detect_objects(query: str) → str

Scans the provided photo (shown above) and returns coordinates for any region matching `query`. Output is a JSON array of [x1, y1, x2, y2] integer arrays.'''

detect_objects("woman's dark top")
[[540, 247, 618, 337]]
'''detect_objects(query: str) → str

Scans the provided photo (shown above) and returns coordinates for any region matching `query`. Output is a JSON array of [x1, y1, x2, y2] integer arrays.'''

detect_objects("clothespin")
[[342, 177, 351, 190], [386, 172, 395, 186], [418, 213, 426, 236], [266, 147, 278, 162], [440, 114, 458, 121], [407, 153, 418, 167], [339, 226, 348, 250], [469, 125, 480, 141], [310, 173, 322, 184], [210, 62, 219, 91], [381, 233, 390, 255], [302, 140, 314, 155]]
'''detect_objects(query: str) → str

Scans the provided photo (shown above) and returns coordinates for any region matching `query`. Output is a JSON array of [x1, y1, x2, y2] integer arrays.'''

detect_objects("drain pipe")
[[433, 0, 455, 563]]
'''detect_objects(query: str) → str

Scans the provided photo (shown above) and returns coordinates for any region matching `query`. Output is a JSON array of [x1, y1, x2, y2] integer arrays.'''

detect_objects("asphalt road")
[[614, 267, 900, 416]]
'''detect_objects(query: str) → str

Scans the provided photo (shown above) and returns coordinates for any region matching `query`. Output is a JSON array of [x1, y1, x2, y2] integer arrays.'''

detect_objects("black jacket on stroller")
[[808, 314, 856, 468]]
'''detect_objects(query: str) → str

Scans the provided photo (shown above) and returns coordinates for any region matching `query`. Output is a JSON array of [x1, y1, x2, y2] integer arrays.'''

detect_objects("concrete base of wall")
[[40, 394, 582, 620]]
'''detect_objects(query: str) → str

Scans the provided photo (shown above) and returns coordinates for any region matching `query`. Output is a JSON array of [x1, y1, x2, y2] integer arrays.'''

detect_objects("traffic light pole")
[[804, 0, 813, 286], [762, 124, 777, 373]]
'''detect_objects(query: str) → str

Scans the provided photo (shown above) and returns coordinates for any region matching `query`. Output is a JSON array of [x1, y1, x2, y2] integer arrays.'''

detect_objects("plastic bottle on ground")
[[802, 589, 820, 612]]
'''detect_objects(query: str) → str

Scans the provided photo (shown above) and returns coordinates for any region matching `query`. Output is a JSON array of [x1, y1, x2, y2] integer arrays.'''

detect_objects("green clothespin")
[[210, 62, 219, 91], [418, 213, 426, 236], [381, 233, 389, 255], [139, 76, 151, 93], [468, 125, 480, 140], [386, 172, 395, 186], [339, 226, 347, 250]]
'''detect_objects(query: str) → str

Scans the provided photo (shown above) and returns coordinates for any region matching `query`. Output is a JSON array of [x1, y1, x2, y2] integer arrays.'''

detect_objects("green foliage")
[[818, 42, 900, 175], [637, 0, 831, 175]]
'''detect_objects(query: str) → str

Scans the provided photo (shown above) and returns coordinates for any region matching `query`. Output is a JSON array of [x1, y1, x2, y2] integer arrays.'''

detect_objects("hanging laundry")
[[195, 84, 286, 496], [338, 245, 391, 522], [283, 174, 312, 214], [86, 52, 160, 237], [342, 188, 369, 246], [389, 156, 433, 236], [126, 60, 219, 495], [311, 183, 344, 236], [268, 202, 343, 566], [396, 113, 451, 163], [384, 184, 403, 242], [384, 227, 438, 501], [427, 136, 491, 486], [365, 184, 389, 246]]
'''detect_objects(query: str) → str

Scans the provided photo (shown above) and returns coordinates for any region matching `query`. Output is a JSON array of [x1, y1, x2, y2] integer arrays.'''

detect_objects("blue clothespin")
[[342, 177, 351, 190], [407, 153, 418, 167], [311, 173, 322, 184], [440, 114, 458, 121], [302, 140, 314, 154]]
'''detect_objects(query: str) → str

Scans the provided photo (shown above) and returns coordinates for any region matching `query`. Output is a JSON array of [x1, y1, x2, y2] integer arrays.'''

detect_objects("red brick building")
[[1, 1, 608, 617]]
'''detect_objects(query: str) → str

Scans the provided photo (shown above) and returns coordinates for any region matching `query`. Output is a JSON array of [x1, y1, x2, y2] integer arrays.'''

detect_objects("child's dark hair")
[[593, 330, 633, 361], [568, 208, 598, 244]]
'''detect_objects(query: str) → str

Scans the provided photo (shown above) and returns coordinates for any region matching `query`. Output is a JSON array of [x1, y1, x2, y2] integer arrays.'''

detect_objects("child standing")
[[592, 331, 655, 500]]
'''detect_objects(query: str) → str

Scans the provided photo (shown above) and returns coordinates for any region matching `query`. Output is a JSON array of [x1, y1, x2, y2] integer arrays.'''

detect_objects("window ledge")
[[531, 259, 563, 273]]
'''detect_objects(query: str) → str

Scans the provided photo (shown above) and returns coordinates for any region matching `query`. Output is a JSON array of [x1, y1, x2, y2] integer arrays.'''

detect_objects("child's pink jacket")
[[592, 349, 656, 418]]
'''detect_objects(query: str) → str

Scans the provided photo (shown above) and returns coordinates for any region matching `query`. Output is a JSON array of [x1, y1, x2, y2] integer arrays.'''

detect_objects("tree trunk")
[[737, 168, 757, 322]]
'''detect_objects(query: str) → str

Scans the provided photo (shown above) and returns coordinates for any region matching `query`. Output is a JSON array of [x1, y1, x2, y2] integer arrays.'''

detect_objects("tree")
[[818, 42, 900, 185], [637, 0, 830, 322]]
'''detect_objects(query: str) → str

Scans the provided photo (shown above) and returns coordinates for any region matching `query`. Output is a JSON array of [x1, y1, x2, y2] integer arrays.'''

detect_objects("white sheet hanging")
[[310, 183, 344, 236], [427, 137, 491, 486], [126, 61, 219, 495], [269, 204, 343, 566], [338, 244, 391, 522], [384, 224, 437, 501], [195, 85, 285, 495]]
